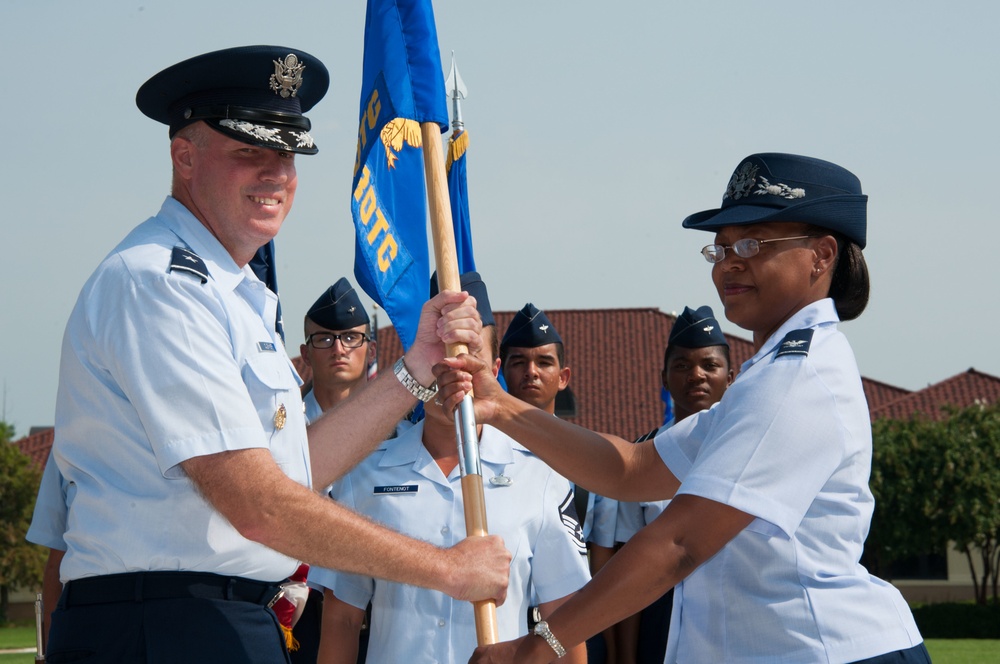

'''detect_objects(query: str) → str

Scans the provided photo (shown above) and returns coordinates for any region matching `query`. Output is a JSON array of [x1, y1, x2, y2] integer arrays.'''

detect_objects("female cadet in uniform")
[[439, 153, 930, 663]]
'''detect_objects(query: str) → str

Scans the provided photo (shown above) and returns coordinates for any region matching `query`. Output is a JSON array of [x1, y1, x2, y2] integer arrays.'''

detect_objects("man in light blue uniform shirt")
[[310, 274, 590, 664], [500, 303, 617, 662], [30, 45, 510, 664]]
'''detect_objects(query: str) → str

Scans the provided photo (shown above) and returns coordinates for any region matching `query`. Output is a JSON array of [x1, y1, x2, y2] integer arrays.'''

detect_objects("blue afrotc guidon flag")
[[351, 0, 449, 350]]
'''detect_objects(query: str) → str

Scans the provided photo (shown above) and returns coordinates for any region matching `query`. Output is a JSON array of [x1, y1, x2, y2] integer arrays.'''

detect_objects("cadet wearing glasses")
[[300, 278, 378, 424]]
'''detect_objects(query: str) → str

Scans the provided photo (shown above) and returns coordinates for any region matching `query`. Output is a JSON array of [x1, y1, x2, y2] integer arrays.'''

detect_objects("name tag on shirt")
[[374, 485, 419, 495], [257, 341, 277, 352]]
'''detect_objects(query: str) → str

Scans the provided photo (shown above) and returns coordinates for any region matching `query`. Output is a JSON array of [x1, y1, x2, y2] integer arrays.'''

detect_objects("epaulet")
[[633, 427, 659, 443], [775, 328, 814, 358], [168, 246, 210, 284]]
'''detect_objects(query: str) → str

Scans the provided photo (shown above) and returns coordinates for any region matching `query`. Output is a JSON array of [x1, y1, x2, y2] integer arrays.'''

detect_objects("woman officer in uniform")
[[439, 153, 930, 663]]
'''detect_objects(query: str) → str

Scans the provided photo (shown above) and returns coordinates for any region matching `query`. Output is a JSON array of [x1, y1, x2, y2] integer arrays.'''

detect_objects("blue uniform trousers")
[[47, 572, 289, 664]]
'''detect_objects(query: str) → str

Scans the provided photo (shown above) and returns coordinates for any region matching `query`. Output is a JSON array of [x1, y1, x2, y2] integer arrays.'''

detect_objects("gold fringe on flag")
[[446, 130, 469, 174], [281, 624, 300, 652]]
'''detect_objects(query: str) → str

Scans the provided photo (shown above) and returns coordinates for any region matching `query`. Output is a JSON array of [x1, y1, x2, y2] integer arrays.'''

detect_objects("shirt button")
[[441, 526, 449, 535], [438, 619, 446, 627]]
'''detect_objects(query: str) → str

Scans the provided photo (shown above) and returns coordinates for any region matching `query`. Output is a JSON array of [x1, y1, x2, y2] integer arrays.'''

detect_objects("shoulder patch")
[[775, 328, 814, 358], [168, 246, 210, 284], [633, 427, 658, 443]]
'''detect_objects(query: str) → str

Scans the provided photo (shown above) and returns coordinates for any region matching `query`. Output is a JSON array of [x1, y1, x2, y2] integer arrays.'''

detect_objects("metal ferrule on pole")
[[456, 395, 481, 476]]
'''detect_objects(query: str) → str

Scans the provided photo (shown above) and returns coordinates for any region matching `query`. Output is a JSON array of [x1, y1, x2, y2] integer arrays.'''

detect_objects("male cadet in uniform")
[[615, 305, 733, 664], [500, 303, 619, 663], [294, 277, 410, 663], [300, 277, 377, 424], [310, 274, 590, 664], [31, 46, 509, 664]]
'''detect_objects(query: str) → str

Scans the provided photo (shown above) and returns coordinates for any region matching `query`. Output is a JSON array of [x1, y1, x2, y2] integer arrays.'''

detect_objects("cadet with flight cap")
[[616, 304, 733, 664], [31, 45, 509, 664], [500, 303, 619, 663], [301, 277, 377, 423]]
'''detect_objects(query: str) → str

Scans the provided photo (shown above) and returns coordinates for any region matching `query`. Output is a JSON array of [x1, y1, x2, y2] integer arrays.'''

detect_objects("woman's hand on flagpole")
[[433, 352, 504, 421], [469, 635, 551, 664], [405, 291, 482, 386]]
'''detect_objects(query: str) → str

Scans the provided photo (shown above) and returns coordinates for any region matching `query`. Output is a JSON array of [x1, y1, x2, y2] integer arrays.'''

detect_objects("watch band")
[[392, 357, 438, 402], [533, 620, 567, 658]]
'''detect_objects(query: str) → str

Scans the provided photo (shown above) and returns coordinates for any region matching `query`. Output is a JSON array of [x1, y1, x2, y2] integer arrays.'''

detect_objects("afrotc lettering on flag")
[[351, 0, 448, 351]]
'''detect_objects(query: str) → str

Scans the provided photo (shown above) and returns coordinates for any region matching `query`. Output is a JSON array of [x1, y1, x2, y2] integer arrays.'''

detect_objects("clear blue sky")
[[2, 1, 998, 435]]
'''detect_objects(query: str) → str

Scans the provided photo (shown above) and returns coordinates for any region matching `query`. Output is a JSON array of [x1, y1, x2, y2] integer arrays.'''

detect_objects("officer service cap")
[[668, 306, 728, 349], [136, 45, 329, 155], [307, 278, 370, 331], [500, 303, 563, 352], [682, 153, 868, 248], [430, 271, 494, 327]]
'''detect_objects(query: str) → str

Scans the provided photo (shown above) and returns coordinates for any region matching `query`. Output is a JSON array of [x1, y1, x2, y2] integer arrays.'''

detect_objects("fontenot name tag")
[[374, 485, 419, 495]]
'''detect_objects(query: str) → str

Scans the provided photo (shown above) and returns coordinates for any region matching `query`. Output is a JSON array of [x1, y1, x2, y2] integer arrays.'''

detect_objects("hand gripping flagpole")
[[420, 116, 499, 646]]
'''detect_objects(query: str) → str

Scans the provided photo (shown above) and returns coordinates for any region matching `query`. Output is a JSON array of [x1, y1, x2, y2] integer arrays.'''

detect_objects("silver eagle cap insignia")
[[270, 54, 305, 98]]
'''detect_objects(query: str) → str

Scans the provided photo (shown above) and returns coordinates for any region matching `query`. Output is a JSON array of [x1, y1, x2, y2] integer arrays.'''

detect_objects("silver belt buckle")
[[266, 587, 286, 609]]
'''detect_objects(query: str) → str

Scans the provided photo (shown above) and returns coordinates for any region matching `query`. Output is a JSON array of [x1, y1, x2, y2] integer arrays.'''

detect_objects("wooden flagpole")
[[420, 121, 499, 646]]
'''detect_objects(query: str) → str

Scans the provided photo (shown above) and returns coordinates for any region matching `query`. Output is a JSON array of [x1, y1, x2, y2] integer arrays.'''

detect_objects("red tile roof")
[[870, 369, 1000, 422], [378, 308, 750, 438], [13, 426, 54, 468], [375, 308, 918, 434], [13, 310, 993, 470]]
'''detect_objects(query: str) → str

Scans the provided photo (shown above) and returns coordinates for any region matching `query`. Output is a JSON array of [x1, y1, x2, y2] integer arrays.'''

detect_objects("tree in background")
[[0, 421, 46, 622], [935, 402, 1000, 603], [868, 416, 947, 577], [870, 402, 1000, 604]]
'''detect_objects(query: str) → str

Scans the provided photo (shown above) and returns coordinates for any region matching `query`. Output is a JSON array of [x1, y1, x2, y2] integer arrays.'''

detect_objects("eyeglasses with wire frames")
[[701, 235, 820, 264], [306, 331, 370, 349]]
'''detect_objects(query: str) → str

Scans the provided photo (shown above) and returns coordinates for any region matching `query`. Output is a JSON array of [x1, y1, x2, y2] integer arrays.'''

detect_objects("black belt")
[[62, 571, 285, 608]]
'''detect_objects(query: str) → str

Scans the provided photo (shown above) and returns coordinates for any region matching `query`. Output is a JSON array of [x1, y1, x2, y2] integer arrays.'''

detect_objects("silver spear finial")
[[446, 50, 467, 133]]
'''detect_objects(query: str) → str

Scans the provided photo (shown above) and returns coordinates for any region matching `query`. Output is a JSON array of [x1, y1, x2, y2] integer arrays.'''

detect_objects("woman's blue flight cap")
[[682, 153, 868, 248]]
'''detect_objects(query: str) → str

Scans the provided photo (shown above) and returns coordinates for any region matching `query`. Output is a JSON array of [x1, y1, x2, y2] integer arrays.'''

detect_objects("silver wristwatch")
[[533, 620, 567, 658], [393, 357, 438, 402]]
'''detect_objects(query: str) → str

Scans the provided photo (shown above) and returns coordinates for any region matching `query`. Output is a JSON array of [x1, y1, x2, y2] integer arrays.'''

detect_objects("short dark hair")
[[484, 325, 500, 362]]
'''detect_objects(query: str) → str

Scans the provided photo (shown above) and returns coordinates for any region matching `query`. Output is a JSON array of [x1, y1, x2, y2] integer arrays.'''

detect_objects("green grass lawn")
[[0, 625, 33, 650], [1, 625, 998, 662]]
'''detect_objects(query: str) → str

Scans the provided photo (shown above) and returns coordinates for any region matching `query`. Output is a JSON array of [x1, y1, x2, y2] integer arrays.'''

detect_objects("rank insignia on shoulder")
[[168, 246, 210, 284], [775, 329, 814, 358], [373, 485, 419, 495]]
